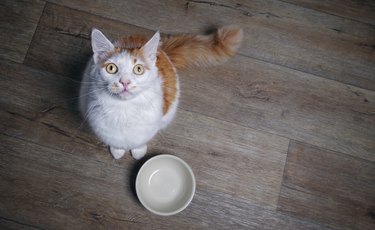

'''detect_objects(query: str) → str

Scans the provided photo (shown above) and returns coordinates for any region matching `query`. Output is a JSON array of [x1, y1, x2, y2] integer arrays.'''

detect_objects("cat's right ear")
[[91, 28, 114, 63]]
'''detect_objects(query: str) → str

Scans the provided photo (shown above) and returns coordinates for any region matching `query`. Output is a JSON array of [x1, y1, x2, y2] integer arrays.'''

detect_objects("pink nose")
[[120, 79, 131, 87]]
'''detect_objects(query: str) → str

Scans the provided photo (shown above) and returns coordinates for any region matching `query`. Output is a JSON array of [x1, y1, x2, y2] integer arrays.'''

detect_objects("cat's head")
[[90, 28, 160, 100]]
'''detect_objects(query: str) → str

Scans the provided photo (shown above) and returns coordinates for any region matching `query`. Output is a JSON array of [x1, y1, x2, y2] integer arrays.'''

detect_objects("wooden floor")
[[1, 0, 374, 229]]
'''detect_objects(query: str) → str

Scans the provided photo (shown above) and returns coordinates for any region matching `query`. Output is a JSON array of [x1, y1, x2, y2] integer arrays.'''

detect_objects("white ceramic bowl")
[[135, 154, 196, 216]]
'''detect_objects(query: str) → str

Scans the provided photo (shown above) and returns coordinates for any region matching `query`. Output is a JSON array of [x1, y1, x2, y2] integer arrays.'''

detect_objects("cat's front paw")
[[131, 145, 147, 160], [109, 146, 126, 159]]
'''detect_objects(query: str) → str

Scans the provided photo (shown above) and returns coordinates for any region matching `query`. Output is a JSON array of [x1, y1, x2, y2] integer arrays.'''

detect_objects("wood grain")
[[49, 0, 375, 90], [0, 134, 330, 229], [278, 141, 375, 230], [180, 55, 375, 162], [0, 0, 45, 63], [23, 3, 375, 161], [282, 0, 375, 26], [152, 109, 289, 207]]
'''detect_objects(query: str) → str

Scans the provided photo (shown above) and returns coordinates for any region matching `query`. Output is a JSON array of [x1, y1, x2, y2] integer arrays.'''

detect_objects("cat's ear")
[[91, 28, 114, 63], [142, 31, 160, 65]]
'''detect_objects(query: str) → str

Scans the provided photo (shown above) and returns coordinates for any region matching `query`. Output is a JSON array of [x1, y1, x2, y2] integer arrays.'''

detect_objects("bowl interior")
[[136, 155, 195, 215]]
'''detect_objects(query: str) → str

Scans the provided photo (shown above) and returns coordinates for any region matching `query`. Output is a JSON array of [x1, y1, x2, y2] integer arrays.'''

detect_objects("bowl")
[[135, 154, 196, 216]]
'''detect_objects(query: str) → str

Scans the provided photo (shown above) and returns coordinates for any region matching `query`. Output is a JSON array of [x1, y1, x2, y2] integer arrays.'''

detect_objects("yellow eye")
[[133, 64, 145, 75], [105, 63, 118, 74]]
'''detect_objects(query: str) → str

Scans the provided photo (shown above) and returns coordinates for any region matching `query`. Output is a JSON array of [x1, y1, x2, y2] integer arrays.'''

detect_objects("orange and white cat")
[[79, 27, 242, 159]]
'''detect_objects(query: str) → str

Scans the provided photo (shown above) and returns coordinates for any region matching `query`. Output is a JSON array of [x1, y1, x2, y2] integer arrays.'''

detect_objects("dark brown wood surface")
[[1, 1, 374, 229], [278, 141, 375, 230], [0, 0, 45, 63], [282, 0, 375, 25]]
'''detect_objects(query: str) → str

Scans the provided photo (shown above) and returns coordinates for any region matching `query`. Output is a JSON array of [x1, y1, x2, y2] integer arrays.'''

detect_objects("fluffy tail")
[[161, 26, 243, 70]]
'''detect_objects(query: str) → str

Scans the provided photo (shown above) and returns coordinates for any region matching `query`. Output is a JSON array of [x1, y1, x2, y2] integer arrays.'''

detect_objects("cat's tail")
[[161, 26, 243, 70]]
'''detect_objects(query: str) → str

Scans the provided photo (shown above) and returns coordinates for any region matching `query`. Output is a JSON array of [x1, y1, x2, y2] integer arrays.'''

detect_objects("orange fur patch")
[[156, 50, 178, 115], [105, 35, 149, 63]]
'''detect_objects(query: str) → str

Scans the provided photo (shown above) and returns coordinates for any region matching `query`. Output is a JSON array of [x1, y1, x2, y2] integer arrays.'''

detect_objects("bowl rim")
[[135, 154, 196, 216]]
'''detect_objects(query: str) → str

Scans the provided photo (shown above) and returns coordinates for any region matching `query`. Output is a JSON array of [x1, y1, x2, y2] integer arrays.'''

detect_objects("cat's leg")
[[109, 146, 126, 159], [131, 145, 147, 160]]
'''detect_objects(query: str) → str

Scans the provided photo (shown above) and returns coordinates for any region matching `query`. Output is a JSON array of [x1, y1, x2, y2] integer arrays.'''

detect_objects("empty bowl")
[[135, 154, 196, 216]]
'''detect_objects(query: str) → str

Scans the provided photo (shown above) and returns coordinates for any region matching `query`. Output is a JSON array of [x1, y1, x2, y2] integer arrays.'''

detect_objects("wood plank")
[[47, 0, 375, 90], [0, 134, 330, 229], [0, 134, 166, 229], [179, 56, 375, 162], [282, 0, 375, 26], [22, 3, 375, 161], [0, 0, 45, 63], [152, 109, 289, 207], [278, 141, 375, 230], [0, 59, 289, 208]]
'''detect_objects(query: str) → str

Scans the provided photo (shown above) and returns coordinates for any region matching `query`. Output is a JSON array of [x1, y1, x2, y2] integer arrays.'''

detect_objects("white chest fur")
[[84, 84, 164, 150]]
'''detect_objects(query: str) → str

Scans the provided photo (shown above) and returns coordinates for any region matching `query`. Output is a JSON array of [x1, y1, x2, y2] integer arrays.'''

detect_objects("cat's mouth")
[[119, 89, 131, 96], [116, 87, 138, 100], [109, 83, 136, 99]]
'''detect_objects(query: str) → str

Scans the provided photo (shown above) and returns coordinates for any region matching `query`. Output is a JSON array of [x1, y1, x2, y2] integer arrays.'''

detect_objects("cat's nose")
[[120, 79, 131, 87]]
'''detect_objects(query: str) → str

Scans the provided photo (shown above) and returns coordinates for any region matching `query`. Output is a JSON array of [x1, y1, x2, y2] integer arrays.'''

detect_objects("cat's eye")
[[106, 63, 118, 74], [133, 64, 145, 75]]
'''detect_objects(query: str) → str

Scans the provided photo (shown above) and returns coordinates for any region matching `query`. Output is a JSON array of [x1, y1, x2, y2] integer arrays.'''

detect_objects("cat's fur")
[[79, 27, 243, 159]]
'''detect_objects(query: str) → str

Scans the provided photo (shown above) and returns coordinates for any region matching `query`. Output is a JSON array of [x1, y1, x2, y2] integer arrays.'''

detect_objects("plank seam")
[[285, 139, 375, 164], [0, 216, 45, 230], [177, 107, 290, 143], [44, 1, 157, 34], [0, 132, 123, 169], [236, 53, 375, 92], [275, 138, 291, 210], [278, 0, 375, 27], [23, 1, 47, 64]]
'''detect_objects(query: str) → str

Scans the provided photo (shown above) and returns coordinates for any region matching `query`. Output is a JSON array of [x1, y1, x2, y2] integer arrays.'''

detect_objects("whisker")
[[79, 102, 99, 129], [57, 87, 105, 104]]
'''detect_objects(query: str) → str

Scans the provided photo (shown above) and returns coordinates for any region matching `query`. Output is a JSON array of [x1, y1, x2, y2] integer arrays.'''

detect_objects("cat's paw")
[[131, 145, 147, 160], [109, 146, 126, 159]]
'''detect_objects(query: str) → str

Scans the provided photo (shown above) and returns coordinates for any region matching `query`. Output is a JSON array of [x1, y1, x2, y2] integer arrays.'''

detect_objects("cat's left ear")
[[91, 28, 114, 63], [142, 31, 160, 66]]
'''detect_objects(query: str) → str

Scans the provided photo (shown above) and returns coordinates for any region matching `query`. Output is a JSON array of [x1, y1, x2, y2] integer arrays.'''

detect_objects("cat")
[[79, 26, 243, 160]]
